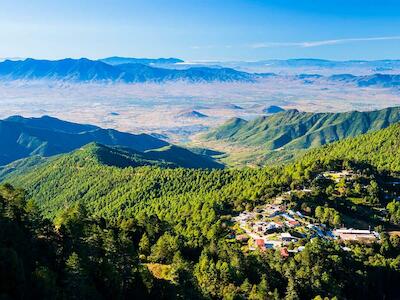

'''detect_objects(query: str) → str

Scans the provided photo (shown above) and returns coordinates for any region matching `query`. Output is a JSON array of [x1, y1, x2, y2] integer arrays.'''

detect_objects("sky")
[[1, 0, 400, 61]]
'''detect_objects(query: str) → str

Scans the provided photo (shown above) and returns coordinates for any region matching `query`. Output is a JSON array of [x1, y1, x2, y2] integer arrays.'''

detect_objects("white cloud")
[[250, 36, 400, 49]]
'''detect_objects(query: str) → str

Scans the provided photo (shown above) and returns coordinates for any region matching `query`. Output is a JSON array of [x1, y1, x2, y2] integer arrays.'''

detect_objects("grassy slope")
[[200, 107, 400, 166]]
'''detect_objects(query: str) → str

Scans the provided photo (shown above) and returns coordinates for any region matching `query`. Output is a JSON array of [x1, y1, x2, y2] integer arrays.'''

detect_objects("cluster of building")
[[232, 204, 327, 256], [229, 169, 395, 257], [232, 201, 379, 256]]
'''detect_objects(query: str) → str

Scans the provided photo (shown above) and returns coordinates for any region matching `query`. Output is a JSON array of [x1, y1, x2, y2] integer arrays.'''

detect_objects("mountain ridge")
[[0, 58, 255, 83], [99, 56, 184, 65], [0, 115, 223, 168], [203, 106, 400, 153]]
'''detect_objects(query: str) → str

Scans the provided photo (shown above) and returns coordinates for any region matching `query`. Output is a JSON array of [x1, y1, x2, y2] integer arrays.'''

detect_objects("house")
[[281, 213, 296, 222], [280, 247, 289, 258], [333, 228, 378, 242], [253, 221, 268, 232], [255, 239, 266, 250], [269, 210, 282, 218], [265, 243, 275, 249], [265, 227, 279, 234], [281, 232, 294, 242], [287, 220, 301, 227]]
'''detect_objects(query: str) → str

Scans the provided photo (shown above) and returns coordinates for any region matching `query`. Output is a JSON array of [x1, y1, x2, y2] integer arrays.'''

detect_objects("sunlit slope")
[[203, 106, 400, 151], [299, 122, 400, 172]]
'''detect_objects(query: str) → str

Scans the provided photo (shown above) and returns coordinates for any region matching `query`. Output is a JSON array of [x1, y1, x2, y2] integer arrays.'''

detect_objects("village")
[[232, 202, 379, 256], [231, 169, 382, 257]]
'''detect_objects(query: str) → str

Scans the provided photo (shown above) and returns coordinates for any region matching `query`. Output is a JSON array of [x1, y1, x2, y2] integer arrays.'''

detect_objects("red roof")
[[280, 247, 289, 257], [255, 239, 265, 246], [289, 221, 300, 225]]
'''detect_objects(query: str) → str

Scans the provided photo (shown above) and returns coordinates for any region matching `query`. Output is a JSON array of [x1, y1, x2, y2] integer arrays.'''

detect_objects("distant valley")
[[1, 58, 400, 300], [1, 57, 400, 148]]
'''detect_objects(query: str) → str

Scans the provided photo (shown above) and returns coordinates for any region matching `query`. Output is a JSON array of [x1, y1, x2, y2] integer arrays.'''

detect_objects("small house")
[[288, 220, 300, 227], [255, 239, 266, 250], [281, 232, 293, 242], [280, 247, 289, 258]]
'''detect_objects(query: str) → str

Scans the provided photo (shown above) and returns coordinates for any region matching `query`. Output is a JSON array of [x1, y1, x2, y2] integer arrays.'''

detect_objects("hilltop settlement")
[[230, 168, 399, 256]]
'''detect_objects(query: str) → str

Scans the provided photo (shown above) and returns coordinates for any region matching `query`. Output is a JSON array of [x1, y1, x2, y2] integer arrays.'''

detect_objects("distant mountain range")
[[203, 106, 400, 151], [99, 56, 184, 65], [220, 58, 400, 71], [328, 73, 400, 88], [0, 58, 132, 82], [0, 115, 223, 168], [0, 58, 255, 83], [258, 58, 400, 69], [1, 57, 400, 87]]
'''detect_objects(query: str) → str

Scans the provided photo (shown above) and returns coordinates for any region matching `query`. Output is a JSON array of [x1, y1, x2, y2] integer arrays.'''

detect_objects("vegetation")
[[204, 107, 400, 150], [0, 115, 222, 168], [1, 118, 400, 298], [201, 107, 400, 166], [300, 122, 400, 172]]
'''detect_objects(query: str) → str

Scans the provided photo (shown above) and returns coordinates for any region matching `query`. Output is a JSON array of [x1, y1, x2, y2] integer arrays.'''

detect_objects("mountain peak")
[[263, 105, 285, 114], [178, 110, 209, 119]]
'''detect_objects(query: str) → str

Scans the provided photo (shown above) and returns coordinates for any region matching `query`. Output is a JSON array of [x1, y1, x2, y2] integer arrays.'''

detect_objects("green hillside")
[[2, 122, 400, 299], [299, 122, 400, 172], [0, 115, 223, 169], [0, 155, 51, 182], [144, 144, 223, 169], [0, 115, 168, 165], [6, 122, 400, 222], [5, 143, 269, 233], [203, 107, 400, 150]]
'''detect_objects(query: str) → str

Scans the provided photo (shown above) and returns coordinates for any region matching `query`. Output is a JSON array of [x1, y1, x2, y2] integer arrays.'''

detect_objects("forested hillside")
[[0, 115, 222, 168], [8, 122, 400, 222], [300, 122, 400, 172], [0, 183, 183, 299], [2, 119, 400, 299], [0, 115, 167, 165], [203, 106, 400, 150]]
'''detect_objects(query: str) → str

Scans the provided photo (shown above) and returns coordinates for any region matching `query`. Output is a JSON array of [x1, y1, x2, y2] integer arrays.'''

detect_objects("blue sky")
[[1, 0, 400, 61]]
